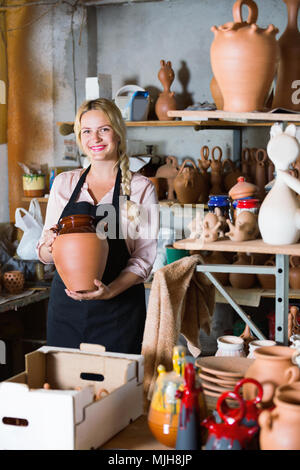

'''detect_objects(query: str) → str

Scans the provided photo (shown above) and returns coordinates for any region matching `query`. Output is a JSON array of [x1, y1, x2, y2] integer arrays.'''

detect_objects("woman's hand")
[[43, 226, 58, 254], [65, 279, 112, 301]]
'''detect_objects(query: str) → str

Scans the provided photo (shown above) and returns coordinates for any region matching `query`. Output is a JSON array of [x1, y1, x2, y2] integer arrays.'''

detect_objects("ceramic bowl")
[[195, 356, 254, 378]]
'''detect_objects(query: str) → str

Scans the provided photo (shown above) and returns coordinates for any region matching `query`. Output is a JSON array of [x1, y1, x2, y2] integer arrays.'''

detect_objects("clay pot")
[[198, 146, 212, 204], [259, 389, 300, 449], [244, 345, 300, 407], [256, 256, 276, 290], [148, 177, 168, 200], [53, 214, 96, 235], [272, 0, 300, 111], [173, 159, 203, 204], [255, 149, 267, 200], [155, 60, 177, 121], [210, 0, 279, 112], [229, 253, 256, 289], [155, 156, 179, 200], [3, 270, 25, 294], [210, 76, 223, 110], [289, 256, 300, 289], [209, 146, 224, 195], [228, 176, 258, 200], [226, 211, 259, 242], [203, 251, 229, 285], [52, 233, 109, 292], [241, 148, 253, 182], [222, 159, 243, 192]]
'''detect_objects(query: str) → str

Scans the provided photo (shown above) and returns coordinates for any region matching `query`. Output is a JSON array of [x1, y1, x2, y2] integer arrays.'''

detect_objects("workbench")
[[173, 238, 300, 345]]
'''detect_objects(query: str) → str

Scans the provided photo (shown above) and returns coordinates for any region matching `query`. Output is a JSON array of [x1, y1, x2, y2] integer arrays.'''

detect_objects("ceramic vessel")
[[52, 233, 109, 292], [256, 256, 276, 289], [226, 211, 259, 242], [228, 176, 258, 200], [229, 253, 256, 289], [155, 60, 177, 121], [173, 159, 203, 204], [203, 251, 229, 285], [148, 177, 168, 200], [215, 335, 245, 357], [255, 149, 267, 200], [54, 214, 96, 235], [258, 124, 300, 245], [247, 340, 277, 359], [3, 270, 24, 294], [259, 389, 300, 449], [23, 174, 45, 197], [210, 76, 223, 110], [155, 156, 179, 200], [244, 345, 300, 407], [289, 256, 300, 289], [209, 147, 224, 195], [223, 159, 243, 192], [148, 346, 187, 448], [210, 0, 279, 112], [272, 0, 300, 111]]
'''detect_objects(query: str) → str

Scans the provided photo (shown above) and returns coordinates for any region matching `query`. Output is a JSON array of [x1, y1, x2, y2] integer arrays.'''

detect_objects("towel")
[[142, 254, 215, 403]]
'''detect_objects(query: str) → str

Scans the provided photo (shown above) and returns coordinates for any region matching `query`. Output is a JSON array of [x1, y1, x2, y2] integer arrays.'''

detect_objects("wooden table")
[[174, 238, 300, 345]]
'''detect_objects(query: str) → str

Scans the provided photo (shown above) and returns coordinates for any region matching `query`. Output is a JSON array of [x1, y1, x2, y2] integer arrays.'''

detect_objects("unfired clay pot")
[[173, 159, 203, 204], [52, 233, 109, 292], [210, 0, 279, 112], [272, 0, 300, 111], [155, 156, 179, 200], [259, 389, 300, 449], [244, 345, 300, 407], [155, 60, 177, 121], [229, 253, 256, 289]]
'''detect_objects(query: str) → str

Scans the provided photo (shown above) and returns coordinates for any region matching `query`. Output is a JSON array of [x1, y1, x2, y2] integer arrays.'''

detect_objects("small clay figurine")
[[155, 60, 177, 121], [203, 212, 222, 242], [226, 211, 259, 242]]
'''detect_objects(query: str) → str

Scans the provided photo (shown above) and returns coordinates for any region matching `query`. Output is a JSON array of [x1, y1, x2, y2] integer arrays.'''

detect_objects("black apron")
[[47, 166, 146, 354]]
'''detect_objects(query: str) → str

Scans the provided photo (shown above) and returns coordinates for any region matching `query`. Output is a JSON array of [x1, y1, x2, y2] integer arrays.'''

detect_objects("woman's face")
[[80, 109, 120, 163]]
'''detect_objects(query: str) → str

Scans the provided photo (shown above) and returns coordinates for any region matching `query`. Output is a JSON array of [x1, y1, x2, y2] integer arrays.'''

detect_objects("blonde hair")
[[74, 98, 132, 197]]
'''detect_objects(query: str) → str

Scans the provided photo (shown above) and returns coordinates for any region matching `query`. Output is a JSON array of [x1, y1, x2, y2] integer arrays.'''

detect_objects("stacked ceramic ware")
[[195, 356, 254, 409]]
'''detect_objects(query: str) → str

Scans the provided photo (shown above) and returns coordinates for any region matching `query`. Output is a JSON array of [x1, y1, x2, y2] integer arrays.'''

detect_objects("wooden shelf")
[[167, 110, 300, 124], [173, 237, 300, 256], [22, 197, 49, 203]]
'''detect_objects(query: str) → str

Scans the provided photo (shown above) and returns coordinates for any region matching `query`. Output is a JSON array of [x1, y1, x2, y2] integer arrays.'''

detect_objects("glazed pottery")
[[22, 174, 45, 197], [3, 270, 24, 294], [272, 0, 300, 111], [210, 0, 279, 112], [229, 253, 256, 289], [54, 214, 96, 235], [210, 76, 223, 110], [215, 335, 245, 357], [244, 345, 300, 407], [155, 60, 177, 121], [258, 124, 300, 245], [173, 159, 203, 204], [247, 340, 277, 359], [289, 256, 300, 289], [148, 346, 187, 448], [202, 390, 259, 450], [259, 389, 300, 449], [155, 156, 179, 200], [52, 233, 109, 292]]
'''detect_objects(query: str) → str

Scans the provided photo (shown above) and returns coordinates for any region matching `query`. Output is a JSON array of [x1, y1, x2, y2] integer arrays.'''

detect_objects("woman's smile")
[[80, 110, 119, 161]]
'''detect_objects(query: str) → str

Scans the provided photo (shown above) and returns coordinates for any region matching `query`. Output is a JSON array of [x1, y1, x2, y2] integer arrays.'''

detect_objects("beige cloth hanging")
[[142, 254, 215, 403]]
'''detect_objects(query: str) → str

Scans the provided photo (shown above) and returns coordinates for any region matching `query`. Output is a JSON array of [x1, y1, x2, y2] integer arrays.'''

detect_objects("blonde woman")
[[37, 98, 158, 353]]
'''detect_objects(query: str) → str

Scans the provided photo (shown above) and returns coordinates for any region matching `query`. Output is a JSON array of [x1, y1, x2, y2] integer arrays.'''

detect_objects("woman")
[[37, 98, 158, 354]]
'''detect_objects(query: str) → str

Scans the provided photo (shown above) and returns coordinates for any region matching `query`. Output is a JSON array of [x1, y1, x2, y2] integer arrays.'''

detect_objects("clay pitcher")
[[289, 256, 300, 289], [198, 146, 211, 203], [203, 251, 229, 285], [229, 253, 256, 289], [173, 159, 203, 204], [259, 389, 300, 449], [52, 215, 109, 292], [241, 149, 253, 183], [155, 60, 177, 121], [272, 0, 300, 111], [222, 158, 243, 192], [244, 345, 300, 407], [155, 156, 179, 200], [255, 149, 267, 200], [210, 0, 279, 112], [256, 256, 276, 289], [210, 76, 223, 110], [209, 146, 224, 195]]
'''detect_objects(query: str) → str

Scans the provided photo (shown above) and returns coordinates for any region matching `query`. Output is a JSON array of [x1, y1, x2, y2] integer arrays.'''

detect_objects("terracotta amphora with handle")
[[173, 159, 203, 204]]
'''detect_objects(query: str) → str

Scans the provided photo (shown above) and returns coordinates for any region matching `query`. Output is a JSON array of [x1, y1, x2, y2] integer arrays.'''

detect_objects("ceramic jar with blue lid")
[[208, 195, 231, 219]]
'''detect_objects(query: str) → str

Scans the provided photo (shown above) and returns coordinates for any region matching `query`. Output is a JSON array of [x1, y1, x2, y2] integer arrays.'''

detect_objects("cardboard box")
[[0, 343, 144, 450]]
